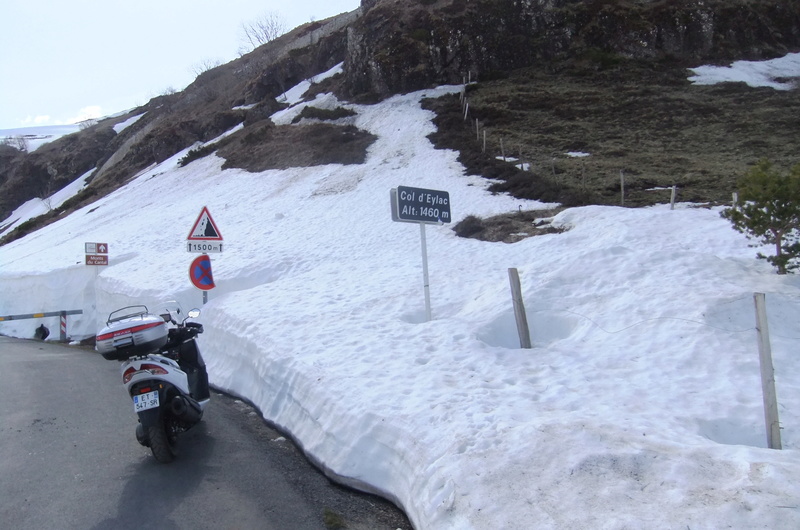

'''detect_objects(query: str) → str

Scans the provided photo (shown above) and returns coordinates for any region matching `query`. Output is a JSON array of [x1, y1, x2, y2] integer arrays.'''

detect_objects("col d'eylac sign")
[[390, 185, 451, 322], [391, 186, 451, 225]]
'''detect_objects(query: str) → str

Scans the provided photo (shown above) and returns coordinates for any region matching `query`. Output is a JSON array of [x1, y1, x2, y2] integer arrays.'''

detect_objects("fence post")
[[620, 170, 625, 206], [670, 185, 677, 210], [753, 292, 782, 449], [508, 268, 532, 349]]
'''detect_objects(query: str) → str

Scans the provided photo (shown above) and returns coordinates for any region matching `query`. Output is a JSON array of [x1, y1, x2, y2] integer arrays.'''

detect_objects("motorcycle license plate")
[[133, 391, 159, 412]]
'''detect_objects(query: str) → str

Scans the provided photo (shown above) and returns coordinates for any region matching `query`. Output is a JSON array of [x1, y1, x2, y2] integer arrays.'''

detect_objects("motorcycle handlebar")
[[185, 322, 203, 333]]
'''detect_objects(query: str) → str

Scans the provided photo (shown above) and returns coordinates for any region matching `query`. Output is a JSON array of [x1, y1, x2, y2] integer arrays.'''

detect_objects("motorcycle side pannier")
[[96, 313, 168, 360]]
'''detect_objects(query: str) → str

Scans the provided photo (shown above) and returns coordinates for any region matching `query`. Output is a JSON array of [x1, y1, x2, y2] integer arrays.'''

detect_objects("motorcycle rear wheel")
[[148, 420, 176, 463]]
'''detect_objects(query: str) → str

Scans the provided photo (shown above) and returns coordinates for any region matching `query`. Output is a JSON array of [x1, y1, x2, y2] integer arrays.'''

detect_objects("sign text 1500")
[[187, 242, 223, 253]]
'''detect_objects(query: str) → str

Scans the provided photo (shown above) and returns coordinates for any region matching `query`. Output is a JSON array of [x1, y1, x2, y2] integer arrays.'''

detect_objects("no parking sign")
[[189, 254, 215, 291]]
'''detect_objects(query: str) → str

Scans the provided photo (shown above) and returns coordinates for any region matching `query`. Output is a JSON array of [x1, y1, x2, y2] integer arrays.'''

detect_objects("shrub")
[[721, 159, 800, 274], [291, 106, 356, 124], [454, 215, 485, 238]]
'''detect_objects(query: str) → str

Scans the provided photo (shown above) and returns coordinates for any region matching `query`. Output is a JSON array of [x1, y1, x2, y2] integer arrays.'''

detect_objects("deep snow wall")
[[0, 265, 98, 339], [201, 297, 460, 528]]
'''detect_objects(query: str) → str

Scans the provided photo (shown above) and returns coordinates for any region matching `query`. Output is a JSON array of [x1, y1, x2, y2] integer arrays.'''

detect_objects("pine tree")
[[721, 159, 800, 274]]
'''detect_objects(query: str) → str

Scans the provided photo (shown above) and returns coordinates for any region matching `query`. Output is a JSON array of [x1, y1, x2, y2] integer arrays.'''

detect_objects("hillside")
[[2, 0, 800, 245], [2, 2, 800, 529]]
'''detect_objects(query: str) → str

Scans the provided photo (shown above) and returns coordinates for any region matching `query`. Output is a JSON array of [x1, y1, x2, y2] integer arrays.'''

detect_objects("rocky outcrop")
[[0, 125, 116, 223], [344, 0, 800, 98]]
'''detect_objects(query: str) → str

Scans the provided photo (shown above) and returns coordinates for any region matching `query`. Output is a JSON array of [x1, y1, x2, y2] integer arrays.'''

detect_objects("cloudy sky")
[[0, 0, 360, 130]]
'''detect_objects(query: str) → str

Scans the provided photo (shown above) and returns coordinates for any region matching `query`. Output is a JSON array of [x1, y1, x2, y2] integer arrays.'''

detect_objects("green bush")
[[721, 159, 800, 274]]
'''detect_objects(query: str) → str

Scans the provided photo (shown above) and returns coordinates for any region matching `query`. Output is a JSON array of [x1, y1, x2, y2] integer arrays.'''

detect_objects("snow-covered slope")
[[1, 60, 799, 529]]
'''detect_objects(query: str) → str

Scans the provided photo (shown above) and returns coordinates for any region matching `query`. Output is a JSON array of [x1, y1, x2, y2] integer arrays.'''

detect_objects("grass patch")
[[218, 123, 377, 171], [453, 208, 567, 243], [291, 106, 357, 124], [425, 59, 800, 209]]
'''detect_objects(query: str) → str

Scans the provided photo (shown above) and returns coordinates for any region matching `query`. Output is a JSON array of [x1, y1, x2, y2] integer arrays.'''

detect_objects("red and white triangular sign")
[[187, 206, 223, 241]]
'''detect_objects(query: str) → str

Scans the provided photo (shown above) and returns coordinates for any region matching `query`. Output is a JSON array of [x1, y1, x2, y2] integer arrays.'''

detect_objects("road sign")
[[188, 207, 223, 241], [390, 185, 452, 322], [187, 207, 223, 253], [391, 186, 451, 224], [189, 254, 215, 291], [85, 242, 108, 254], [86, 255, 108, 266]]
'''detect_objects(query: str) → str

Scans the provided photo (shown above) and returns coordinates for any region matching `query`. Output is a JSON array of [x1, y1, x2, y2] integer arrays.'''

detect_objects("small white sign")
[[187, 241, 223, 253]]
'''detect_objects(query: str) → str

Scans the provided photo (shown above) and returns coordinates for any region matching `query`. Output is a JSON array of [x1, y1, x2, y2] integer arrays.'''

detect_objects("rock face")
[[0, 126, 116, 226], [344, 0, 800, 98]]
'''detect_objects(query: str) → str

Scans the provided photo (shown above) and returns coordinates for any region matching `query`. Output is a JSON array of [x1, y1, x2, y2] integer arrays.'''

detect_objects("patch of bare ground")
[[425, 56, 800, 242], [217, 121, 376, 171], [454, 207, 567, 243]]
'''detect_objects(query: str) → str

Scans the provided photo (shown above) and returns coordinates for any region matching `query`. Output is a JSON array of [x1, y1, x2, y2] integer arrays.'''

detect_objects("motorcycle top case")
[[95, 313, 168, 360]]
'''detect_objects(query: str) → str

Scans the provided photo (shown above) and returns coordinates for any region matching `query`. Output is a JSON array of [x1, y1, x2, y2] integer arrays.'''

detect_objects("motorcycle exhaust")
[[170, 395, 202, 423]]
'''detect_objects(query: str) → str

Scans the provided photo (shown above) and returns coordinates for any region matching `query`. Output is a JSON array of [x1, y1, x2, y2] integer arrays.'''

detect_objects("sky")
[[0, 0, 360, 130], [2, 58, 800, 529]]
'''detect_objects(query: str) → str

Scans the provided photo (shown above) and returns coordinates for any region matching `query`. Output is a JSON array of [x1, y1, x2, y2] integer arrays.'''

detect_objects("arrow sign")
[[189, 254, 215, 291], [85, 242, 109, 254]]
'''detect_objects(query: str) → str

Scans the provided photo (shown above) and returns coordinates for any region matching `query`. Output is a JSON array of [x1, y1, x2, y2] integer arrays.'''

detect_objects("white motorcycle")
[[96, 302, 210, 463]]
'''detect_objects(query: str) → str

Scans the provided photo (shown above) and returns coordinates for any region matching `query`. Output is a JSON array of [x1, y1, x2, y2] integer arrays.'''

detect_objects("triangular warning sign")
[[187, 206, 223, 241]]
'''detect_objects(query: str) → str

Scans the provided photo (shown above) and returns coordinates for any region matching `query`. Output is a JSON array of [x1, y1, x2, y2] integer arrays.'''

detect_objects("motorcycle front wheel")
[[148, 420, 176, 463]]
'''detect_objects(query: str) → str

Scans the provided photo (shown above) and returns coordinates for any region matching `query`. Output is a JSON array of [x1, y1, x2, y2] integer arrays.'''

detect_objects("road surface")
[[0, 336, 409, 529]]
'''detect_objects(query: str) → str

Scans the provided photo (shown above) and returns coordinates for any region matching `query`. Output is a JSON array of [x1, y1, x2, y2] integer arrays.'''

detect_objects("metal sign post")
[[390, 186, 451, 322], [419, 223, 432, 322]]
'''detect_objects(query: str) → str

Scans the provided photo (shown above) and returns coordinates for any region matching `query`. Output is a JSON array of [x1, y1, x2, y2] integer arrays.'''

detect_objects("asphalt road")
[[0, 336, 410, 530]]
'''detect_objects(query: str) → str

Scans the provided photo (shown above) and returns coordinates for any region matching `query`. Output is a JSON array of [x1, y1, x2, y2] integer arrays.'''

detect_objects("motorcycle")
[[96, 302, 210, 463]]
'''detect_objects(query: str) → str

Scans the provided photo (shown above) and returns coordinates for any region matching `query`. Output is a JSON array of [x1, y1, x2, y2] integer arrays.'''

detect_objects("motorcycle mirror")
[[188, 309, 201, 318]]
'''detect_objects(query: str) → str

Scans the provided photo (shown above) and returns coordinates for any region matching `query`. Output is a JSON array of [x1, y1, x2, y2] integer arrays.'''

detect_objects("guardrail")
[[0, 310, 83, 341]]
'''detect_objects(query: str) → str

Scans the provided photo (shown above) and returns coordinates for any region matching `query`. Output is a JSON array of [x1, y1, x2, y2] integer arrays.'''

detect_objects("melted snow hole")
[[477, 309, 579, 349]]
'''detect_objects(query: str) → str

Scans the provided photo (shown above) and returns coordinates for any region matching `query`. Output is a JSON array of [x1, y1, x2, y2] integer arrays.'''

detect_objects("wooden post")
[[620, 170, 625, 206], [508, 268, 532, 349], [475, 118, 480, 141], [582, 161, 586, 193], [463, 102, 469, 121], [733, 192, 739, 210], [670, 185, 677, 210], [754, 292, 782, 449], [483, 130, 486, 153], [500, 137, 506, 161]]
